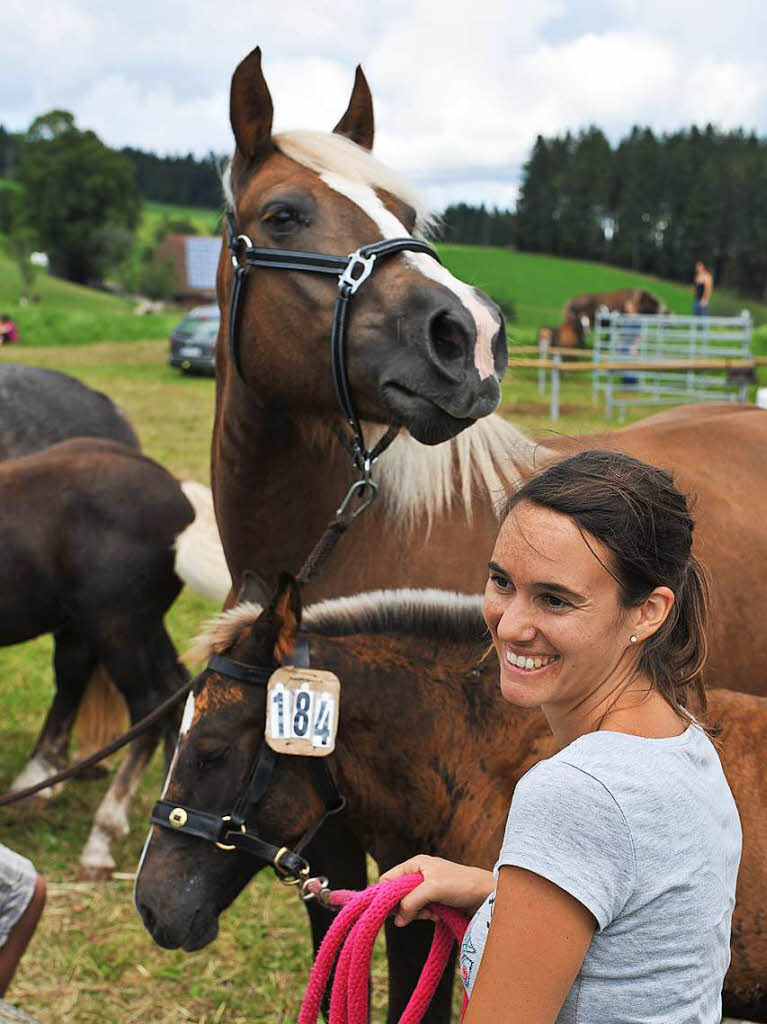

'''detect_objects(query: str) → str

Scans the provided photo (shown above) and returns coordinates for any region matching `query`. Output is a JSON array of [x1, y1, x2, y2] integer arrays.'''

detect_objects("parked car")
[[168, 305, 219, 375]]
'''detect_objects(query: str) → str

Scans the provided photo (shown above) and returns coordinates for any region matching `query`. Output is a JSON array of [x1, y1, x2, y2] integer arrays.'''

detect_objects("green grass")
[[138, 201, 224, 247]]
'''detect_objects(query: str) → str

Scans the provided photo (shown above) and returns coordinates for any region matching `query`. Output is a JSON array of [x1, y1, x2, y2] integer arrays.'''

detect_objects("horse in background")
[[1, 438, 229, 877], [562, 287, 668, 327], [537, 315, 588, 350], [136, 576, 767, 1022]]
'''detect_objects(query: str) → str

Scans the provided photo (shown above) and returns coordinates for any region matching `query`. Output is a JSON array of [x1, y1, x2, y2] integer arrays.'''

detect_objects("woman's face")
[[483, 501, 638, 714]]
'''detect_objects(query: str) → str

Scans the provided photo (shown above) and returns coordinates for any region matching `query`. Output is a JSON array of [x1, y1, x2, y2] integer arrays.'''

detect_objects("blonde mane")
[[185, 588, 487, 666], [301, 415, 551, 530], [222, 129, 435, 236]]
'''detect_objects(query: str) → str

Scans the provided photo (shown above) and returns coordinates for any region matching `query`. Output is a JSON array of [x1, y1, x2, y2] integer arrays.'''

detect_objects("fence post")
[[538, 334, 549, 395], [550, 352, 561, 422]]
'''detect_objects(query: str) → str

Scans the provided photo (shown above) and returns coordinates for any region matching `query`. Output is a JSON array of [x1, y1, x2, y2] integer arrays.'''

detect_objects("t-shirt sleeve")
[[496, 760, 635, 931]]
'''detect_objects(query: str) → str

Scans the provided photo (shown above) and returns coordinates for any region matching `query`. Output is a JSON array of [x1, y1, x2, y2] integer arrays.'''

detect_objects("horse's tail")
[[174, 480, 232, 603], [73, 666, 129, 757]]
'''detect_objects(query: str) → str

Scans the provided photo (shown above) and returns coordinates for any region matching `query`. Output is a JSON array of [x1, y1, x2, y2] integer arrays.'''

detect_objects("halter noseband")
[[151, 644, 345, 885], [225, 211, 442, 475]]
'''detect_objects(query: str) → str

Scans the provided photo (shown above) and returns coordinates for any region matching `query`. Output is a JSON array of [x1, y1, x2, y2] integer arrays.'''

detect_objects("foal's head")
[[219, 47, 507, 444], [135, 575, 326, 952]]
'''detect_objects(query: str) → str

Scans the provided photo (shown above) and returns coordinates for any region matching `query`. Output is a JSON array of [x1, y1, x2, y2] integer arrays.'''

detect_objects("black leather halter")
[[225, 211, 442, 474], [151, 642, 345, 884]]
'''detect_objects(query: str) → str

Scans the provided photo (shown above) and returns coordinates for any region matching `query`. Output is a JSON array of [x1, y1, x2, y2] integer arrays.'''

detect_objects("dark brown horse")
[[562, 287, 669, 326], [0, 438, 226, 876], [135, 578, 767, 1021], [209, 45, 767, 1024]]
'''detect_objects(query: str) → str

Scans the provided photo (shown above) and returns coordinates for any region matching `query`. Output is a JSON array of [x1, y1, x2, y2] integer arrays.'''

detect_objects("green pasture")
[[137, 201, 224, 247]]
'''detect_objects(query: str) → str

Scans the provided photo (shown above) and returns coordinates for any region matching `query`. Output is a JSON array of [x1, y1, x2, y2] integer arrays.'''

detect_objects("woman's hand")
[[379, 855, 495, 926]]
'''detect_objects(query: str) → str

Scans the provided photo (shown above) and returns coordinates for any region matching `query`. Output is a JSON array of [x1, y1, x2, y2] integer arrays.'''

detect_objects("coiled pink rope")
[[298, 873, 469, 1024]]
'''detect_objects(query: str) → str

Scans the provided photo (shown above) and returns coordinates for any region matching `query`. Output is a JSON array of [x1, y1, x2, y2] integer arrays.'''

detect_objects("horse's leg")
[[78, 622, 186, 878], [383, 920, 456, 1024], [11, 627, 96, 801], [300, 818, 369, 1019]]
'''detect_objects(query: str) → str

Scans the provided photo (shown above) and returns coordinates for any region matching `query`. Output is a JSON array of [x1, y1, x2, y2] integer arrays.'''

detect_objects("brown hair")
[[504, 450, 711, 728]]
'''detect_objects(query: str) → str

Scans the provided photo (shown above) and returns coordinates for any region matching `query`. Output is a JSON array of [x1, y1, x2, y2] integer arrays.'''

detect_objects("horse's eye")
[[264, 205, 303, 235], [195, 744, 230, 770]]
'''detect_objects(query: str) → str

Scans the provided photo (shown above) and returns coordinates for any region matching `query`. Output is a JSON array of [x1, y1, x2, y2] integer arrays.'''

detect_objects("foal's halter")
[[225, 211, 442, 491], [151, 644, 344, 885]]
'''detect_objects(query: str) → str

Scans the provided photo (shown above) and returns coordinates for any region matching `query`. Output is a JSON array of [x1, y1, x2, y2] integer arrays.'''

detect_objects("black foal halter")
[[225, 211, 442, 486], [151, 646, 346, 885]]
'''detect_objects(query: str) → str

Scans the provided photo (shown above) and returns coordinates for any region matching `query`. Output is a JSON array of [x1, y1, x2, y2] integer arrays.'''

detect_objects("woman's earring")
[[630, 634, 638, 644]]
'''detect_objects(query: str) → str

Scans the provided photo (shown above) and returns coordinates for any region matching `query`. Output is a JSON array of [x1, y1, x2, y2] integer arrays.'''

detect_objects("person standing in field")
[[693, 261, 713, 316]]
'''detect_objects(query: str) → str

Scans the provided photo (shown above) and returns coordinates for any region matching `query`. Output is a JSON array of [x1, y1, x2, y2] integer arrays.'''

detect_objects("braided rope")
[[298, 874, 469, 1024]]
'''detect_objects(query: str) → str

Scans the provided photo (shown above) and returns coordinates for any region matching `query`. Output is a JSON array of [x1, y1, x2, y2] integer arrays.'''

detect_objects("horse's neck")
[[213, 391, 507, 600], [318, 633, 555, 868], [212, 390, 357, 597]]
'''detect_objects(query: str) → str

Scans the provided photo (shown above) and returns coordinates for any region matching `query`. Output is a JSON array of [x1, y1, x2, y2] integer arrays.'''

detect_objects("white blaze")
[[320, 172, 499, 380], [134, 692, 196, 898]]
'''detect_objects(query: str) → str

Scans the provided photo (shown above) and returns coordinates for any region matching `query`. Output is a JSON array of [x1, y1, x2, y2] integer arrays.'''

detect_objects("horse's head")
[[218, 47, 507, 445], [135, 574, 327, 952]]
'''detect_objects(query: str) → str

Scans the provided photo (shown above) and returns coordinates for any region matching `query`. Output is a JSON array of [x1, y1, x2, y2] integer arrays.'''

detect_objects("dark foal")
[[0, 438, 222, 876], [136, 577, 767, 1021]]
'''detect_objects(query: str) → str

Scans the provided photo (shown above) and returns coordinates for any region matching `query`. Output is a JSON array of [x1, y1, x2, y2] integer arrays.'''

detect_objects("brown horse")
[[0, 438, 226, 876], [562, 287, 668, 325], [135, 578, 767, 1021], [209, 45, 767, 1023]]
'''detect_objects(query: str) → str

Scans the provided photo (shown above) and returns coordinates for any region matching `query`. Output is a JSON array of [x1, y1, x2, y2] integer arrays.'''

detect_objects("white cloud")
[[2, 0, 767, 208]]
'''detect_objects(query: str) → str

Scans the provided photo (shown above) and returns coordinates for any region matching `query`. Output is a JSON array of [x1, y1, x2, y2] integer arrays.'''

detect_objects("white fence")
[[591, 309, 753, 421]]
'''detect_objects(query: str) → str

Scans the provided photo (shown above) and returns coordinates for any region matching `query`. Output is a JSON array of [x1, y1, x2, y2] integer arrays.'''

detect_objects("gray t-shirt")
[[459, 726, 741, 1023]]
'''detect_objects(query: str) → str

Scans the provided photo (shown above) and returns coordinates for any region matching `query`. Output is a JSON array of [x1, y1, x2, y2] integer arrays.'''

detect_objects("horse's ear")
[[270, 572, 302, 662], [333, 65, 374, 150], [230, 46, 274, 161], [236, 570, 272, 608]]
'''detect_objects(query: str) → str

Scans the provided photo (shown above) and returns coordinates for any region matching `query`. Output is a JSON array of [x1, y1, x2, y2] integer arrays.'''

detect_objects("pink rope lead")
[[297, 874, 469, 1024]]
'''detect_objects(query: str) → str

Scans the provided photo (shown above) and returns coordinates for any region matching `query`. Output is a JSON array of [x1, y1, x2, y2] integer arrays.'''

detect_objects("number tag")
[[265, 667, 340, 756]]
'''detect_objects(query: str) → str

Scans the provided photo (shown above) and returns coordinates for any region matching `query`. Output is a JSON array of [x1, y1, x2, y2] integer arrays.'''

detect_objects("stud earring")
[[630, 634, 638, 644]]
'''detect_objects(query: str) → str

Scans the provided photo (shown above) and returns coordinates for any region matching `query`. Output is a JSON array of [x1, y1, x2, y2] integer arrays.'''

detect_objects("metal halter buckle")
[[215, 815, 246, 851], [300, 875, 335, 908], [338, 250, 376, 295], [273, 846, 311, 885], [230, 234, 253, 269]]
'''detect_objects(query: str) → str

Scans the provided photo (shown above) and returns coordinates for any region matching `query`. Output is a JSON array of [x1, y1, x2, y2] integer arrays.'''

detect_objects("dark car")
[[168, 304, 220, 375]]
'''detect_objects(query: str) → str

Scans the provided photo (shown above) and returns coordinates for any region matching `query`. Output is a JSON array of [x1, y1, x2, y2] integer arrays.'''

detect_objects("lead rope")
[[298, 874, 469, 1024]]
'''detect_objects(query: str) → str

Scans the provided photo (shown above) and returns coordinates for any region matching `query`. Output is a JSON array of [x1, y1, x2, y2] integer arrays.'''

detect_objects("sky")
[[4, 0, 767, 211]]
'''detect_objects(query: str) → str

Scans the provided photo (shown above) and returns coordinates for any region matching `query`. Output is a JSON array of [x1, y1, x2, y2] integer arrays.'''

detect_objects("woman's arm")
[[464, 865, 595, 1024]]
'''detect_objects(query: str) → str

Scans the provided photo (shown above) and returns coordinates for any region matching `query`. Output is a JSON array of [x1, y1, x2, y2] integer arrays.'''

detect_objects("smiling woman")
[[382, 450, 742, 1024]]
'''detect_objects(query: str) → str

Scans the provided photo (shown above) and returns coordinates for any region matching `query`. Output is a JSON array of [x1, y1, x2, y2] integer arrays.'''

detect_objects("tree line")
[[516, 125, 767, 299]]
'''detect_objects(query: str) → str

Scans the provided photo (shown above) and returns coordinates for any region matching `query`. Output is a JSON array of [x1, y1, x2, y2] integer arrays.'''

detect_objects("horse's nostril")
[[429, 312, 468, 365]]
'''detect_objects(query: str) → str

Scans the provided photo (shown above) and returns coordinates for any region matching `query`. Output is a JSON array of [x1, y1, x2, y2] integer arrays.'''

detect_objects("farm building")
[[153, 234, 220, 303]]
